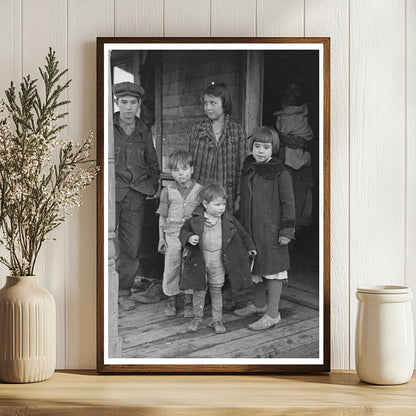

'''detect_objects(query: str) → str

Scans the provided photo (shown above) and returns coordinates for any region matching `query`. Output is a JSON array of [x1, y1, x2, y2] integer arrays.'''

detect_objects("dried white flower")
[[0, 49, 96, 276]]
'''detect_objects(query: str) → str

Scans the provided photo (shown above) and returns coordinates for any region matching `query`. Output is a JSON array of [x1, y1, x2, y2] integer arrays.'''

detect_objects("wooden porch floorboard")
[[118, 287, 320, 359]]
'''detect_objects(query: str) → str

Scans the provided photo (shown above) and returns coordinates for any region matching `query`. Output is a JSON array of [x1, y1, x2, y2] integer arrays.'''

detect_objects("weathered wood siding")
[[161, 50, 244, 170]]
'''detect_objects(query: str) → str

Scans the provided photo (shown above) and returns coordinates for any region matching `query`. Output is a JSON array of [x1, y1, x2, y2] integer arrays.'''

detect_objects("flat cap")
[[113, 81, 145, 98]]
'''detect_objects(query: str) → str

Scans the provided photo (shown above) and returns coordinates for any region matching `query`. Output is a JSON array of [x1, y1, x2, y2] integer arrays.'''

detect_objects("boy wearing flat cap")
[[113, 81, 161, 311]]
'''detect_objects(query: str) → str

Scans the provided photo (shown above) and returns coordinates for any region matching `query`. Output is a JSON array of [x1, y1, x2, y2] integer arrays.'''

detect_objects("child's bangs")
[[249, 126, 280, 153], [252, 134, 273, 144], [169, 160, 189, 170], [199, 184, 227, 203], [167, 150, 193, 170]]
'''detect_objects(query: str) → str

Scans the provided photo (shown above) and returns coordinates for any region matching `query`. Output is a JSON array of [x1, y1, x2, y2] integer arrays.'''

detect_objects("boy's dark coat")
[[179, 205, 256, 292]]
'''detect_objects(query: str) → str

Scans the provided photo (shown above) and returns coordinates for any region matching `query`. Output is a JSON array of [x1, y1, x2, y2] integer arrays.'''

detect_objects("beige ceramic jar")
[[355, 285, 414, 385], [0, 276, 56, 383]]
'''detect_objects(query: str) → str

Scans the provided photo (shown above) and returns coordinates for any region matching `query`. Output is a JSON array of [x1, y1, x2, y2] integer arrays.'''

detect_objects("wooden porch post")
[[107, 50, 122, 357], [244, 51, 264, 136]]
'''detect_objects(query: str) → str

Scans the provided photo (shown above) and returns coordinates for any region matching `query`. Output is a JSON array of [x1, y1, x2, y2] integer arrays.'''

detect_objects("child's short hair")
[[199, 184, 227, 204], [248, 126, 280, 154], [202, 82, 233, 115], [167, 150, 193, 170]]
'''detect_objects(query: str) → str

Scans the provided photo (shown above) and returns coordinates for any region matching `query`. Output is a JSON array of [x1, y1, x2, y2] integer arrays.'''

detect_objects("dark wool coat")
[[188, 115, 247, 210], [179, 205, 256, 292], [239, 155, 295, 276]]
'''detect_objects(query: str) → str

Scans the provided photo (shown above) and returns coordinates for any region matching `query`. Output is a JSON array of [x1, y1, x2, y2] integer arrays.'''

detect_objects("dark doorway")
[[262, 50, 320, 290]]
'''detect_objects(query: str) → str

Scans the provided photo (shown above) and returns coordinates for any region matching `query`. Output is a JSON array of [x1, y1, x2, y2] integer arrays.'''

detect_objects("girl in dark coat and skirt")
[[234, 127, 296, 331]]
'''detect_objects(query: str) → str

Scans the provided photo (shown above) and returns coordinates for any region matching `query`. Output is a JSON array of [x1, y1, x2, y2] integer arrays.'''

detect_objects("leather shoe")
[[132, 276, 154, 292], [187, 318, 202, 332], [132, 281, 166, 304], [207, 319, 227, 334], [118, 296, 136, 311], [234, 302, 267, 317], [248, 313, 281, 331]]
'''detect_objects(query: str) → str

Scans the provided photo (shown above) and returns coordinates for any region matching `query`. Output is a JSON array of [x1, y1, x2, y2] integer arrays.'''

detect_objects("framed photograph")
[[97, 37, 330, 373]]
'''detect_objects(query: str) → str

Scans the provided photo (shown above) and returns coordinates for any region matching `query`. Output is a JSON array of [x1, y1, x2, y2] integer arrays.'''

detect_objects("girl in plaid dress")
[[188, 82, 247, 213]]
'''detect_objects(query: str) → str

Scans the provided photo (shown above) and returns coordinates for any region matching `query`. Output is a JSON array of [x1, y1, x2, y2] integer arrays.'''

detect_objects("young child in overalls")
[[157, 151, 202, 317], [179, 184, 257, 334]]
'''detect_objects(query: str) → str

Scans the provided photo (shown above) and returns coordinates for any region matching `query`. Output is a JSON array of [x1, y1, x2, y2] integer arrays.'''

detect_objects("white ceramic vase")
[[0, 276, 56, 383], [355, 285, 414, 385]]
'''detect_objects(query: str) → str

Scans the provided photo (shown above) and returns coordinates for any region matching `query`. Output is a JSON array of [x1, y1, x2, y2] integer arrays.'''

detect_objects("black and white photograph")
[[97, 38, 330, 373]]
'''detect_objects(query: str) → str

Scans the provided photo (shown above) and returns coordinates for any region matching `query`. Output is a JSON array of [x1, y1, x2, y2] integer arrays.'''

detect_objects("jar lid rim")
[[357, 285, 411, 294]]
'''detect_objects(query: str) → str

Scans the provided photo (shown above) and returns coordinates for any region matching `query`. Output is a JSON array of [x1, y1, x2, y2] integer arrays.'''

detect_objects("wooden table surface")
[[0, 370, 415, 415]]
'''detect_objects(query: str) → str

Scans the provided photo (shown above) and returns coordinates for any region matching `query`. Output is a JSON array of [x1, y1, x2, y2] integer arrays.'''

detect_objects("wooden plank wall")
[[0, 0, 413, 370], [161, 50, 243, 169]]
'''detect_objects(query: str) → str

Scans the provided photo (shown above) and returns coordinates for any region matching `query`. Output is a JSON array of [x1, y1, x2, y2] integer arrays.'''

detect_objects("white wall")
[[0, 0, 414, 370]]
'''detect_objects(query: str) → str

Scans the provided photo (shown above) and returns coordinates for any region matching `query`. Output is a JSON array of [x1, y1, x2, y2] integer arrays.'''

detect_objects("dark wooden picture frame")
[[97, 37, 330, 373]]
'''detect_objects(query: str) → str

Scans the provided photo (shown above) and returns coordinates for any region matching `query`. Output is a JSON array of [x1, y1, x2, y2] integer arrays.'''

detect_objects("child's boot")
[[183, 293, 193, 318], [186, 318, 202, 332], [207, 319, 227, 334], [118, 295, 136, 311], [164, 295, 177, 317]]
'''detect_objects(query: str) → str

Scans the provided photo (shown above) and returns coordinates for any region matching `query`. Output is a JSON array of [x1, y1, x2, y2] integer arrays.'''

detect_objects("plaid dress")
[[188, 115, 247, 210]]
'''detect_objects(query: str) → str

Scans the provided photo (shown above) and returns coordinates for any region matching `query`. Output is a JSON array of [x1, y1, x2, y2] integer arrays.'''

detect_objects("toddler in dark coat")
[[179, 184, 256, 334], [234, 126, 296, 331]]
